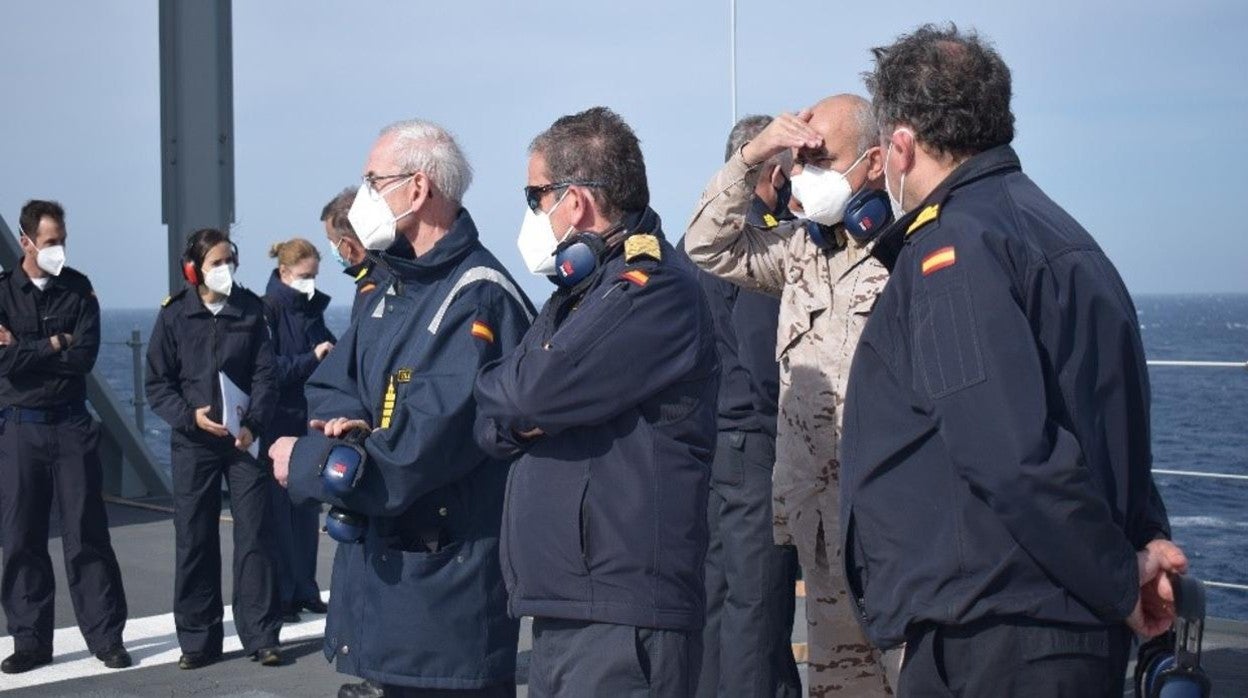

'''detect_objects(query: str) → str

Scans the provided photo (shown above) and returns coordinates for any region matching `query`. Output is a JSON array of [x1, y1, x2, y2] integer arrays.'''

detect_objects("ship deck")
[[1, 501, 1245, 697]]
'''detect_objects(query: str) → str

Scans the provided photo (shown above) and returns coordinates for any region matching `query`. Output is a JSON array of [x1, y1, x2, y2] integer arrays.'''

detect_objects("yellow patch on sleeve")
[[161, 295, 172, 307], [471, 320, 495, 343], [906, 204, 941, 236], [624, 234, 661, 263], [762, 213, 779, 229]]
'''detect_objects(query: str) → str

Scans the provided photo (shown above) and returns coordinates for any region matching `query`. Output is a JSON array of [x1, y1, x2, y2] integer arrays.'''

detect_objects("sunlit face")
[[21, 215, 66, 258], [279, 256, 319, 285], [787, 103, 879, 215], [201, 241, 235, 277]]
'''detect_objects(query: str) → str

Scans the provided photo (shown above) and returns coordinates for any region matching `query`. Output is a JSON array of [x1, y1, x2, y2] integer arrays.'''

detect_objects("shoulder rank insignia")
[[906, 204, 940, 236], [395, 368, 413, 383], [921, 246, 956, 276], [620, 269, 650, 287], [624, 234, 661, 263], [471, 320, 495, 343], [762, 213, 779, 229], [161, 295, 172, 307], [353, 266, 370, 282]]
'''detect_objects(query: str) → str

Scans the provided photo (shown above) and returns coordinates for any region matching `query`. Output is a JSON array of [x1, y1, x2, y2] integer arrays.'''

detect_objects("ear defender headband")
[[181, 238, 240, 286]]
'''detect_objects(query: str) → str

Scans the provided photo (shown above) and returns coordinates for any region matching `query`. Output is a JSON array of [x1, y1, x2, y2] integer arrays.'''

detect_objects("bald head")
[[807, 94, 878, 157]]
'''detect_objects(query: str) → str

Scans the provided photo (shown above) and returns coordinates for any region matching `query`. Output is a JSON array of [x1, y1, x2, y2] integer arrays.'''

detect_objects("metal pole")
[[128, 329, 145, 433], [1147, 360, 1248, 369], [729, 0, 737, 125]]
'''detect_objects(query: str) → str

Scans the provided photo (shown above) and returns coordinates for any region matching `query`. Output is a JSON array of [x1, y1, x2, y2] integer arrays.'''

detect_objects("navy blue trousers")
[[901, 617, 1133, 697], [0, 414, 128, 653], [529, 618, 700, 698], [698, 430, 801, 698], [266, 480, 321, 608], [171, 437, 280, 655]]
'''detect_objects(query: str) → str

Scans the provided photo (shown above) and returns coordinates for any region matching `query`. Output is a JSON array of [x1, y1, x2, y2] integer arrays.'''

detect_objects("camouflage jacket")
[[684, 150, 889, 546]]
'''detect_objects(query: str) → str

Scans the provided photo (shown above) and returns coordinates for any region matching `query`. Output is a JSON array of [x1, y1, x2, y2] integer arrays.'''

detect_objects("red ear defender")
[[182, 259, 200, 286]]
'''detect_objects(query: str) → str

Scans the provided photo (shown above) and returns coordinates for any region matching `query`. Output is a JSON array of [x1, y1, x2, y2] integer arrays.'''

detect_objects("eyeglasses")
[[362, 172, 417, 198], [524, 180, 605, 213]]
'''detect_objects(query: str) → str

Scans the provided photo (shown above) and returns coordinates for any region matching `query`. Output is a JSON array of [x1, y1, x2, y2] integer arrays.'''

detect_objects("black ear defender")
[[1135, 574, 1212, 698], [553, 232, 609, 288], [843, 188, 894, 243]]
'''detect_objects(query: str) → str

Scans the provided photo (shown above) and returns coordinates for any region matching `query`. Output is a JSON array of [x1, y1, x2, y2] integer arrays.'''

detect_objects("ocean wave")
[[1169, 515, 1248, 529]]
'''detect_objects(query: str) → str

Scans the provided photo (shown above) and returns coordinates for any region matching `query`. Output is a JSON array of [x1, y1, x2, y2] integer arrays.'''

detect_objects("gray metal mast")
[[158, 0, 235, 295]]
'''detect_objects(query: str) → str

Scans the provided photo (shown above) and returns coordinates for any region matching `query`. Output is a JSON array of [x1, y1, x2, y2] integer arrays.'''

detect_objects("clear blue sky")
[[2, 0, 1245, 308]]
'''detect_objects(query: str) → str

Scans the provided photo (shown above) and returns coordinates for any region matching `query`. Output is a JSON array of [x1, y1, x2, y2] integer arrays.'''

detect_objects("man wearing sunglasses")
[[475, 107, 718, 697], [269, 119, 535, 698], [684, 94, 895, 696]]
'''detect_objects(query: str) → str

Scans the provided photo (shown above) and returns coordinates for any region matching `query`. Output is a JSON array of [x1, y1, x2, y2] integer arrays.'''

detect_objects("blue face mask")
[[330, 240, 349, 268]]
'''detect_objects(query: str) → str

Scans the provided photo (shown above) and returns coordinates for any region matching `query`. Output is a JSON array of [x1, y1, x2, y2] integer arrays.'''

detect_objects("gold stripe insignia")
[[762, 213, 779, 229], [353, 266, 369, 281], [624, 234, 661, 263], [921, 246, 957, 276], [379, 374, 397, 429], [906, 204, 940, 236], [471, 320, 495, 343]]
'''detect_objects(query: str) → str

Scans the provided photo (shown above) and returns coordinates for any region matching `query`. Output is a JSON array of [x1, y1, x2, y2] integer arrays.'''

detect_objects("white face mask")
[[789, 150, 871, 226], [288, 277, 315, 299], [883, 129, 913, 219], [35, 244, 66, 277], [517, 189, 572, 276], [347, 177, 415, 251], [204, 263, 235, 296]]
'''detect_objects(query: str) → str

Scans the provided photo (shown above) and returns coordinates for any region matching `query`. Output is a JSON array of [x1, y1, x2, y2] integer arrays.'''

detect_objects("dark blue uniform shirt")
[[145, 285, 277, 443], [841, 145, 1171, 647], [474, 208, 719, 632], [0, 266, 99, 408]]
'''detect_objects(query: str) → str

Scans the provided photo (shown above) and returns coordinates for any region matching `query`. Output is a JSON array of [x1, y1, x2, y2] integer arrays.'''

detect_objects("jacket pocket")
[[509, 459, 592, 600]]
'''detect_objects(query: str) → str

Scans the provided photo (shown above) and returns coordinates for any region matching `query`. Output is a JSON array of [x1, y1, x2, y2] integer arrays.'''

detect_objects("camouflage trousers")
[[795, 502, 894, 696]]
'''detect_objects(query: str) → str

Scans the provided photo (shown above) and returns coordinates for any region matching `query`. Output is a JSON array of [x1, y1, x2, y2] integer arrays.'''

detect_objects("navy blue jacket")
[[474, 208, 719, 632], [680, 198, 783, 437], [261, 271, 336, 441], [285, 210, 535, 689], [344, 258, 388, 321], [840, 145, 1171, 647], [145, 285, 277, 446], [0, 265, 99, 409]]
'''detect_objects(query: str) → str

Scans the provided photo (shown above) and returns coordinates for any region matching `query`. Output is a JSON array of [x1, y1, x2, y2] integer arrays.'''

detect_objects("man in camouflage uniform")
[[684, 94, 893, 696]]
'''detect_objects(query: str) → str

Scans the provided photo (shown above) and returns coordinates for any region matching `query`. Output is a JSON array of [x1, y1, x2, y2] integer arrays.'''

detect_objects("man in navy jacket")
[[840, 25, 1186, 696], [475, 107, 718, 698], [269, 119, 534, 698]]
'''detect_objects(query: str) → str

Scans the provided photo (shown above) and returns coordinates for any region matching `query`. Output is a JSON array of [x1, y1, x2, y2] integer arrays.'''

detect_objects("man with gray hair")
[[683, 115, 801, 698], [684, 95, 894, 695], [268, 118, 535, 697]]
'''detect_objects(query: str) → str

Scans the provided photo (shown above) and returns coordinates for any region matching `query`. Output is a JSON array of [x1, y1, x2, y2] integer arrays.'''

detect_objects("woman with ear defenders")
[[261, 238, 335, 623], [144, 228, 283, 670]]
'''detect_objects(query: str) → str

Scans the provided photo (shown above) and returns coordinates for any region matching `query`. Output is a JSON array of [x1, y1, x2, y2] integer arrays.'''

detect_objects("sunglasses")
[[524, 180, 605, 213]]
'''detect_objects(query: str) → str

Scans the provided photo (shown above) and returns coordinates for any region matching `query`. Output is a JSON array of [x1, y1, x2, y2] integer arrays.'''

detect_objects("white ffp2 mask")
[[789, 150, 870, 226]]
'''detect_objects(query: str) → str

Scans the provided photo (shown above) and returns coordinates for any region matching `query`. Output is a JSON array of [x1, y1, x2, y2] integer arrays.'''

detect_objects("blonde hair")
[[269, 237, 320, 268]]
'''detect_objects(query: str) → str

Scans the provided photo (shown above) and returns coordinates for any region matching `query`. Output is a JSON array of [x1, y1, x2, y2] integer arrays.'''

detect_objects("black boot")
[[95, 644, 133, 669], [250, 646, 283, 666], [1, 650, 52, 674]]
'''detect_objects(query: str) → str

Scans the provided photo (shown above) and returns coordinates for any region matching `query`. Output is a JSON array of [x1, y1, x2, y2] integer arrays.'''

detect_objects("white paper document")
[[219, 371, 259, 458]]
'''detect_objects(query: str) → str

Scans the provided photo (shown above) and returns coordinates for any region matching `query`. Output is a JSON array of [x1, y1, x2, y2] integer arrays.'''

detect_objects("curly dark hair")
[[529, 107, 649, 221], [865, 24, 1015, 159]]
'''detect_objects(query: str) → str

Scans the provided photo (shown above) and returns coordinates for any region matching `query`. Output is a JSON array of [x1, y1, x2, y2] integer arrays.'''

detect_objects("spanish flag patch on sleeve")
[[471, 320, 495, 343], [921, 246, 957, 276], [620, 269, 650, 287]]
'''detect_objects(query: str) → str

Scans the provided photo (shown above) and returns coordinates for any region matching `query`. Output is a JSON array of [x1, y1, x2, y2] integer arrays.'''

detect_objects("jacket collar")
[[871, 144, 1022, 270], [265, 270, 330, 313], [13, 263, 59, 293], [179, 285, 245, 318], [381, 208, 479, 282]]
